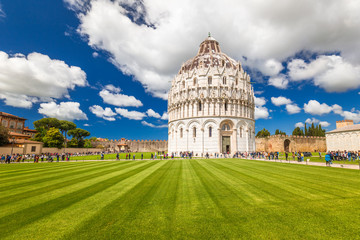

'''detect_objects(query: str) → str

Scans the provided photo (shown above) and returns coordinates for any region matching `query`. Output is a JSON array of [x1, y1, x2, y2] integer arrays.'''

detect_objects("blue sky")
[[0, 0, 360, 140]]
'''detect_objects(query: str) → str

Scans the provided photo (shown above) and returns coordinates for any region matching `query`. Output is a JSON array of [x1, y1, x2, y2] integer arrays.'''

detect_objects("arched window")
[[180, 128, 183, 138], [222, 60, 225, 67], [182, 81, 185, 88], [239, 127, 243, 138], [198, 101, 202, 111], [223, 76, 226, 85], [193, 127, 196, 138], [193, 78, 197, 86], [236, 78, 238, 85], [208, 76, 212, 85], [209, 126, 212, 137], [224, 101, 228, 112], [222, 124, 230, 131]]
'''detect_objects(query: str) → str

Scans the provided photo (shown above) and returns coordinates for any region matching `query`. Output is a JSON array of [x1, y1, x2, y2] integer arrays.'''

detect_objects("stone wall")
[[42, 148, 103, 154], [255, 135, 326, 152], [91, 139, 168, 152]]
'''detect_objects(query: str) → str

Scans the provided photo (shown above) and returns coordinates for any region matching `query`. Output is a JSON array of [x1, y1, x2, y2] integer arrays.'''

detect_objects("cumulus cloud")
[[254, 96, 266, 107], [268, 74, 289, 89], [295, 122, 304, 128], [92, 52, 99, 58], [146, 109, 161, 118], [0, 51, 87, 108], [319, 121, 330, 127], [254, 96, 269, 119], [38, 102, 88, 121], [99, 85, 142, 107], [286, 104, 301, 114], [89, 105, 117, 121], [141, 121, 167, 128], [305, 118, 320, 124], [115, 108, 146, 120], [288, 55, 360, 92], [161, 112, 169, 120], [303, 100, 333, 115], [271, 96, 292, 106], [65, 0, 360, 98]]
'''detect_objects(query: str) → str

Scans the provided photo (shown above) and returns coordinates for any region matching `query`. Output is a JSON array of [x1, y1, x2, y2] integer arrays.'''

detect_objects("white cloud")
[[89, 105, 117, 121], [271, 96, 292, 106], [254, 96, 266, 107], [319, 121, 330, 127], [38, 102, 88, 121], [84, 123, 90, 126], [295, 122, 304, 128], [288, 55, 360, 92], [305, 118, 320, 124], [92, 52, 99, 58], [146, 109, 161, 118], [254, 90, 264, 95], [66, 0, 360, 98], [268, 74, 289, 89], [255, 106, 269, 120], [304, 100, 333, 115], [286, 104, 301, 114], [115, 108, 146, 120], [141, 121, 167, 128], [0, 51, 87, 108], [0, 4, 5, 18], [99, 86, 142, 107], [161, 112, 168, 120]]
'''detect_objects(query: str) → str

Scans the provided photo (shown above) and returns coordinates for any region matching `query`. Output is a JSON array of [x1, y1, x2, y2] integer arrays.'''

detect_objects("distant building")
[[167, 35, 255, 155], [326, 120, 360, 151]]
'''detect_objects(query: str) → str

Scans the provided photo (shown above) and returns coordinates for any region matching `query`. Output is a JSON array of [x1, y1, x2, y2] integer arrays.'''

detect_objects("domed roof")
[[181, 35, 239, 72]]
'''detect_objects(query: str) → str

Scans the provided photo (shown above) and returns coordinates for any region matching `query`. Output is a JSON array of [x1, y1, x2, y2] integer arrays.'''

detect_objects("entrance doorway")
[[222, 136, 230, 153], [284, 139, 290, 152]]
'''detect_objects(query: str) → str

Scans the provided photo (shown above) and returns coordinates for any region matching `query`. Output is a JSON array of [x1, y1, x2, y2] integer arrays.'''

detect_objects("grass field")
[[1, 159, 360, 239]]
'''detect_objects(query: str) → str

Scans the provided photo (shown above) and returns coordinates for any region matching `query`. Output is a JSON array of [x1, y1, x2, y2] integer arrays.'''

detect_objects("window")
[[193, 127, 196, 138], [9, 121, 15, 129], [182, 81, 185, 88], [198, 101, 202, 111], [209, 127, 212, 137], [223, 76, 226, 84], [236, 78, 238, 85], [1, 120, 8, 127], [31, 146, 36, 152], [17, 122, 23, 129], [224, 102, 228, 112], [193, 78, 197, 86], [221, 60, 225, 67], [180, 128, 183, 138], [239, 127, 243, 138], [222, 124, 230, 131], [208, 76, 212, 85]]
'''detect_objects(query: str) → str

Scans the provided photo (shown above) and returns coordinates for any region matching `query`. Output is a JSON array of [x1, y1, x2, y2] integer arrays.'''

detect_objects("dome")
[[180, 36, 240, 73]]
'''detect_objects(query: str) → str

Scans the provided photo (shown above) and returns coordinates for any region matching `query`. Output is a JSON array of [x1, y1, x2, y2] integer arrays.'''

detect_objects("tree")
[[292, 127, 304, 136], [33, 118, 61, 142], [84, 139, 93, 148], [68, 128, 90, 148], [0, 125, 9, 146], [58, 120, 77, 148], [67, 138, 78, 148], [274, 129, 286, 136], [256, 128, 270, 138], [43, 128, 64, 148]]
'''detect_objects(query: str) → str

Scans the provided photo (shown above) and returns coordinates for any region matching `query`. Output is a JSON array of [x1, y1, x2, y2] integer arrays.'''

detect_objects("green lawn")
[[69, 152, 158, 160], [1, 159, 360, 239]]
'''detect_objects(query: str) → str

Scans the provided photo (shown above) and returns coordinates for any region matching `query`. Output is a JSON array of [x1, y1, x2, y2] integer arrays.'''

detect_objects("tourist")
[[116, 153, 119, 160], [133, 154, 135, 160], [141, 153, 143, 160], [325, 152, 331, 166]]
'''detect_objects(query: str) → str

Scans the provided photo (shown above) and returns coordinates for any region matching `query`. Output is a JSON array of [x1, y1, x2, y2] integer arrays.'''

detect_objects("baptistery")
[[168, 35, 255, 155]]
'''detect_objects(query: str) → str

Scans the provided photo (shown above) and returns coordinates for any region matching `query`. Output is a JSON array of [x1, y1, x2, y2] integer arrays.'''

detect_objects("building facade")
[[326, 120, 360, 151], [168, 35, 255, 155]]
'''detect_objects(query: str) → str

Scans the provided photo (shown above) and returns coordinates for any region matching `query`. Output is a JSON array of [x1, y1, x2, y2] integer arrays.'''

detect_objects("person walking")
[[325, 152, 331, 166], [141, 153, 143, 160], [133, 154, 135, 160]]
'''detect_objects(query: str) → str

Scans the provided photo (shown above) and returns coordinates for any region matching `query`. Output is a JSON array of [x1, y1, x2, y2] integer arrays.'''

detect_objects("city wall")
[[92, 139, 168, 152], [255, 135, 327, 152]]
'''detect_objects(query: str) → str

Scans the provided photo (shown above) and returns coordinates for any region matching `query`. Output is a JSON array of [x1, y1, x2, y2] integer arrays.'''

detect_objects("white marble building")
[[326, 120, 360, 151], [168, 35, 255, 155]]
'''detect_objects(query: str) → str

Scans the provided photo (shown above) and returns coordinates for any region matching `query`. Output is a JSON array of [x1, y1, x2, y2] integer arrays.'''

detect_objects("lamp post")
[[10, 137, 15, 156]]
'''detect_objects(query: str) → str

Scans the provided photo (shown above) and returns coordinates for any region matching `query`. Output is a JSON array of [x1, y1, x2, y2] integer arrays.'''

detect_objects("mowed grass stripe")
[[221, 159, 360, 198], [0, 161, 133, 205], [0, 161, 144, 219], [0, 162, 104, 183], [62, 160, 176, 239], [0, 162, 98, 177], [0, 161, 158, 237], [213, 160, 339, 200], [6, 161, 168, 240], [0, 162, 120, 191]]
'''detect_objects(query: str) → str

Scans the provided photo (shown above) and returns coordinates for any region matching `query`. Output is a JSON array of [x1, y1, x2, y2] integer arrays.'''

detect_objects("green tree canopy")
[[274, 129, 286, 136], [34, 118, 61, 131], [68, 128, 90, 148], [292, 127, 304, 136], [256, 128, 270, 138], [43, 127, 64, 148], [59, 120, 77, 147], [0, 125, 9, 146]]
